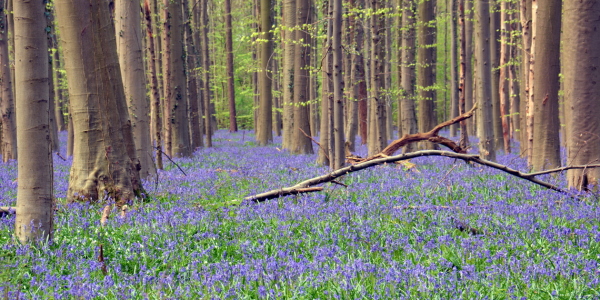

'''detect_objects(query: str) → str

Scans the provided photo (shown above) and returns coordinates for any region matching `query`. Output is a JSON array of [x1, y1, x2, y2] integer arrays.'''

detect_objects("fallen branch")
[[0, 206, 15, 216], [154, 146, 187, 176], [348, 104, 477, 164], [244, 150, 595, 203]]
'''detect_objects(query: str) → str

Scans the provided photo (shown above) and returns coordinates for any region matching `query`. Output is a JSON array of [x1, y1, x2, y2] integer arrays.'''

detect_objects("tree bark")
[[416, 0, 437, 150], [116, 0, 156, 176], [474, 0, 496, 161], [531, 0, 561, 170], [225, 0, 237, 132], [0, 0, 16, 162], [490, 3, 502, 151], [563, 0, 600, 189], [498, 0, 511, 153], [281, 0, 295, 149], [449, 0, 459, 138], [401, 0, 418, 153], [458, 0, 469, 148], [55, 0, 144, 204], [368, 0, 387, 156], [292, 0, 313, 154], [200, 0, 213, 147], [526, 0, 537, 165], [464, 0, 474, 136], [257, 0, 273, 145], [332, 0, 345, 169], [14, 0, 53, 243]]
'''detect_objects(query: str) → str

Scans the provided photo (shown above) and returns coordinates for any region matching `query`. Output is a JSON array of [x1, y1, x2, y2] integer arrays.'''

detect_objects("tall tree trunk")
[[490, 3, 503, 152], [449, 0, 459, 138], [162, 0, 173, 156], [143, 0, 163, 170], [182, 0, 202, 150], [332, 0, 344, 168], [116, 0, 156, 176], [55, 0, 144, 204], [531, 0, 560, 170], [498, 0, 511, 153], [281, 0, 295, 149], [526, 0, 537, 164], [257, 0, 273, 145], [345, 0, 358, 151], [416, 0, 437, 150], [401, 0, 418, 153], [291, 0, 313, 154], [355, 0, 368, 146], [458, 0, 469, 148], [225, 0, 237, 132], [14, 0, 53, 243], [519, 0, 531, 153], [475, 0, 496, 161], [464, 0, 474, 136], [200, 0, 212, 147], [0, 0, 15, 162], [563, 0, 600, 189]]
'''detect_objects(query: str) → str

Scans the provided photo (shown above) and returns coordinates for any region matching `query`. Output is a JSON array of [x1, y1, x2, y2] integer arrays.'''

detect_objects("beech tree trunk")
[[0, 0, 16, 162], [225, 0, 237, 132], [200, 0, 213, 147], [292, 0, 313, 154], [116, 0, 156, 176], [332, 0, 344, 169], [464, 0, 474, 136], [498, 0, 511, 153], [281, 0, 295, 149], [55, 0, 144, 204], [416, 0, 437, 150], [531, 0, 561, 170], [449, 0, 459, 138], [14, 0, 53, 243], [475, 0, 496, 161], [563, 0, 600, 189], [257, 0, 273, 145], [401, 0, 418, 153]]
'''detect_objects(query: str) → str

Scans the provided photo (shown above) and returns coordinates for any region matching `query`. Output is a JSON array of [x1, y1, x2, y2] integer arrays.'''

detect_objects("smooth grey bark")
[[14, 0, 53, 243], [401, 0, 417, 153], [449, 0, 459, 137], [531, 0, 561, 170], [563, 0, 600, 189], [332, 0, 345, 169]]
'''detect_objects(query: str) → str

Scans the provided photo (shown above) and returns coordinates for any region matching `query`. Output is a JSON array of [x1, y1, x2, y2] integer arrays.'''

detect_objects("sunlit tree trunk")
[[526, 0, 537, 164], [531, 0, 560, 170], [499, 0, 511, 153], [464, 0, 474, 136], [14, 0, 53, 243], [490, 2, 502, 151], [281, 0, 295, 149], [416, 0, 437, 150], [331, 0, 344, 168], [564, 0, 600, 189], [182, 0, 202, 150], [55, 0, 144, 204], [116, 0, 156, 176], [458, 0, 469, 148]]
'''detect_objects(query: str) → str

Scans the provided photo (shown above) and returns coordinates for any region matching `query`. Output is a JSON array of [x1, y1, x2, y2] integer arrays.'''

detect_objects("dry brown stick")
[[0, 206, 15, 216], [299, 127, 330, 163], [245, 150, 591, 203]]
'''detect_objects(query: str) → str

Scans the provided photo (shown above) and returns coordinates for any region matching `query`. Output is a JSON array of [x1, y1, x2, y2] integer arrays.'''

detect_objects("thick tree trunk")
[[162, 0, 173, 156], [531, 0, 561, 170], [55, 0, 144, 204], [498, 0, 511, 153], [519, 0, 531, 153], [475, 0, 496, 161], [292, 0, 313, 154], [182, 0, 202, 150], [14, 0, 53, 243], [257, 0, 273, 145], [563, 0, 600, 189], [526, 0, 537, 165], [490, 4, 502, 152], [416, 0, 437, 150], [0, 0, 16, 162], [116, 0, 156, 176], [345, 0, 358, 152]]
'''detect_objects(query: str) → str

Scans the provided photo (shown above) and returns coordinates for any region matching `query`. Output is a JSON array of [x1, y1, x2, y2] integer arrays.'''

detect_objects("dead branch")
[[0, 206, 15, 216], [348, 104, 477, 164], [244, 150, 593, 203]]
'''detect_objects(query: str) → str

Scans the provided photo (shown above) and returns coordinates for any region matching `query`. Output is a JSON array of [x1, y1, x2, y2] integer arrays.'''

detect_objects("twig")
[[0, 206, 15, 217], [98, 244, 108, 275], [299, 127, 331, 163], [154, 146, 187, 176], [55, 152, 67, 161], [330, 180, 348, 188]]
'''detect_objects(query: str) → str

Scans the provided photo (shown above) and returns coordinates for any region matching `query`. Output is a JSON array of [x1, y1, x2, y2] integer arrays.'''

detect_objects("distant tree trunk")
[[355, 0, 368, 145], [449, 0, 459, 138], [200, 0, 213, 147], [458, 0, 469, 148], [281, 0, 295, 149], [225, 0, 237, 132], [331, 0, 344, 168], [401, 0, 418, 153], [272, 53, 282, 136], [162, 0, 173, 156], [345, 0, 358, 151], [531, 0, 560, 170], [490, 3, 503, 151], [52, 38, 66, 132], [509, 8, 520, 144], [498, 0, 511, 153], [45, 8, 59, 152], [475, 0, 496, 161], [416, 0, 437, 150], [0, 0, 16, 162], [116, 0, 156, 176], [14, 0, 53, 243], [464, 0, 474, 136], [519, 0, 531, 154], [563, 0, 600, 189], [317, 4, 333, 166], [55, 0, 144, 204], [143, 0, 163, 170], [257, 0, 273, 145], [291, 0, 313, 154]]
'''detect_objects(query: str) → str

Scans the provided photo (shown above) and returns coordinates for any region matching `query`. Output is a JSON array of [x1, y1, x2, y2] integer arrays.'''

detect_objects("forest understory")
[[1, 130, 599, 299]]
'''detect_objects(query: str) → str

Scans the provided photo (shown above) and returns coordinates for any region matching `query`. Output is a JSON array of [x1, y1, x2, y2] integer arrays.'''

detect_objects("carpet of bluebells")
[[1, 130, 600, 299]]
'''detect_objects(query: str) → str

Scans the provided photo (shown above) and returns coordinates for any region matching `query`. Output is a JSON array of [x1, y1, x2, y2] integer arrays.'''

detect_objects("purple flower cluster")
[[1, 131, 599, 299]]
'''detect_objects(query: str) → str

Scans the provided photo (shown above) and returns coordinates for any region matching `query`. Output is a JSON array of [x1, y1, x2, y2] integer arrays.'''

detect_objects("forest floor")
[[1, 131, 600, 299]]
